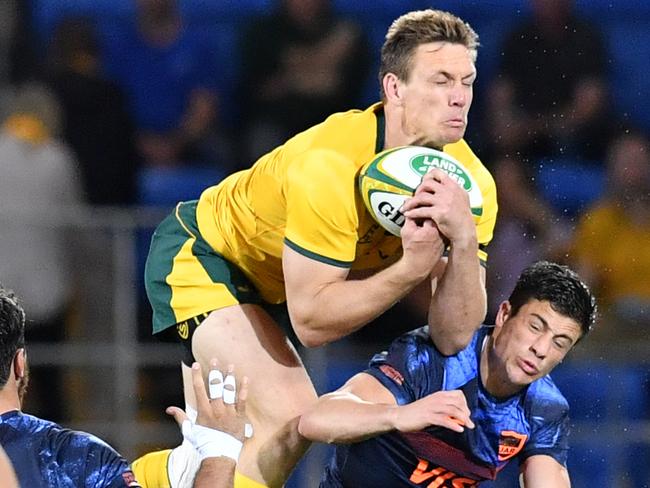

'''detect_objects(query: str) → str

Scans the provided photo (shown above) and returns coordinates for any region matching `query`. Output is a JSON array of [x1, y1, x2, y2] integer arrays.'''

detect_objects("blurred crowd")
[[0, 0, 648, 451]]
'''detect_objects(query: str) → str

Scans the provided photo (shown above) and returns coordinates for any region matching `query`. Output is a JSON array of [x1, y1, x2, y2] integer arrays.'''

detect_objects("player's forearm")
[[298, 391, 398, 443], [193, 457, 236, 488], [428, 238, 486, 355], [291, 260, 426, 347]]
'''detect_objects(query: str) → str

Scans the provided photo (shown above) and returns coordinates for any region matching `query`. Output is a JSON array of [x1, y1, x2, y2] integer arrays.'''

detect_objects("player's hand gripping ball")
[[358, 146, 484, 236]]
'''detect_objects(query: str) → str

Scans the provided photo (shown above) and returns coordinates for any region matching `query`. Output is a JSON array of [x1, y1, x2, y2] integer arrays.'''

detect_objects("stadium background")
[[0, 0, 649, 486]]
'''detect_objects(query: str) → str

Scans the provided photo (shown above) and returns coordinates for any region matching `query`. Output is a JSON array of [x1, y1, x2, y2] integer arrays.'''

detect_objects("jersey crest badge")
[[498, 431, 528, 461]]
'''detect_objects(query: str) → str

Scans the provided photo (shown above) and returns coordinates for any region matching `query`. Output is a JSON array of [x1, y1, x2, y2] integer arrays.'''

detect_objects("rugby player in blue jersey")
[[299, 261, 596, 487], [0, 285, 250, 488], [0, 286, 141, 488]]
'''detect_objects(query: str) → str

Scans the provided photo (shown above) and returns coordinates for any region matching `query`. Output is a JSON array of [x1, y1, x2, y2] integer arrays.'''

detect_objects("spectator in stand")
[[483, 0, 617, 165], [485, 156, 568, 320], [239, 0, 371, 161], [44, 18, 143, 424], [0, 0, 18, 88], [479, 0, 614, 317], [568, 129, 650, 331], [0, 82, 82, 420], [4, 0, 40, 87], [0, 0, 39, 116], [104, 0, 220, 167], [46, 17, 139, 206]]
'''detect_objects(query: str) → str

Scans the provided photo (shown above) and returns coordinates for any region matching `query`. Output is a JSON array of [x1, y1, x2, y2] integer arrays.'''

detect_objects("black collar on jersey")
[[374, 105, 385, 154]]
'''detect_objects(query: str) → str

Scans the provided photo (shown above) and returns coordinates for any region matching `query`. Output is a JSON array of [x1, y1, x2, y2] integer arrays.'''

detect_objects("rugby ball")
[[358, 146, 483, 236]]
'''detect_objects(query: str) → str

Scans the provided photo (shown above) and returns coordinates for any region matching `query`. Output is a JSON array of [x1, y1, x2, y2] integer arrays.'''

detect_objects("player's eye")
[[553, 339, 569, 350], [529, 321, 542, 332]]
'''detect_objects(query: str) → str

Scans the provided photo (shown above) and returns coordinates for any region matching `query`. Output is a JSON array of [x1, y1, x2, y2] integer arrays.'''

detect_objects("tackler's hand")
[[402, 169, 476, 247], [166, 359, 252, 462]]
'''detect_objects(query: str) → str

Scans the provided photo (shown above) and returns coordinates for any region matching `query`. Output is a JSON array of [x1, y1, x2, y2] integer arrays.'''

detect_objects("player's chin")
[[518, 370, 543, 387], [437, 126, 466, 145], [516, 375, 538, 388], [509, 367, 540, 388]]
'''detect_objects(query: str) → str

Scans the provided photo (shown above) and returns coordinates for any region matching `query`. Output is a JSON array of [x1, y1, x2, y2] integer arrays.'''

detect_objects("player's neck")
[[479, 336, 493, 394], [0, 389, 21, 415], [480, 337, 521, 399], [383, 106, 412, 149], [383, 106, 444, 150]]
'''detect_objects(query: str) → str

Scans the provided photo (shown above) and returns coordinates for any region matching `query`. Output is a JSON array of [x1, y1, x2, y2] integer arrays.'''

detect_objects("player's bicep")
[[365, 335, 427, 404], [519, 455, 570, 488], [339, 372, 399, 405]]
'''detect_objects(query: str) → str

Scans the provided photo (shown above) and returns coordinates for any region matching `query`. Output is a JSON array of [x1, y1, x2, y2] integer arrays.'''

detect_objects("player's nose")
[[449, 87, 467, 107], [530, 335, 551, 359]]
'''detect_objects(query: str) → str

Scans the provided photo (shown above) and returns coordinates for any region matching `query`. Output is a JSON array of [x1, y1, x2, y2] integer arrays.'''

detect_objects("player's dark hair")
[[379, 9, 479, 99], [508, 261, 597, 338], [0, 286, 26, 388]]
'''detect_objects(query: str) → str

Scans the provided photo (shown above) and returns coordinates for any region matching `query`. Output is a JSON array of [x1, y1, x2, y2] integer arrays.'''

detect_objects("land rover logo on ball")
[[409, 154, 472, 192]]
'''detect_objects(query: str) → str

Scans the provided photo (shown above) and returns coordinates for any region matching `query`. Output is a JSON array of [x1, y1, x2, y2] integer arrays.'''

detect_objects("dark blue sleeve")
[[79, 433, 141, 487], [365, 328, 441, 405], [521, 381, 570, 466]]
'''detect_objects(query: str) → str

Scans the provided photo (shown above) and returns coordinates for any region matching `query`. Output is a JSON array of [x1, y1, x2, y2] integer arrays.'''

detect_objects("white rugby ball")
[[358, 146, 483, 236]]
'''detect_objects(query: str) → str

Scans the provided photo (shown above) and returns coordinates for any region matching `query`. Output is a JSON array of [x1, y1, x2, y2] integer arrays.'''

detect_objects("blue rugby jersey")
[[321, 326, 570, 487], [0, 410, 140, 487]]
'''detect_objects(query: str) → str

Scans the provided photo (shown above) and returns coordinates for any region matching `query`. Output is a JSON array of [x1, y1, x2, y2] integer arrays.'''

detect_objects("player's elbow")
[[297, 414, 319, 441], [432, 331, 476, 356], [289, 306, 335, 347], [437, 339, 471, 356], [298, 412, 337, 444], [429, 310, 485, 355], [291, 314, 330, 347], [295, 326, 334, 348]]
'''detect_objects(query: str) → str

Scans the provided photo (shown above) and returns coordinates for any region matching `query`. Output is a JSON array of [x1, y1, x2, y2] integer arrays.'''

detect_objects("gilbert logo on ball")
[[359, 146, 483, 236]]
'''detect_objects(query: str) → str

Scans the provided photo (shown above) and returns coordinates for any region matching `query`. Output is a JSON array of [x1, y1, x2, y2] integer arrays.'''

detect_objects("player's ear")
[[494, 301, 511, 331], [13, 348, 26, 379], [383, 73, 404, 105]]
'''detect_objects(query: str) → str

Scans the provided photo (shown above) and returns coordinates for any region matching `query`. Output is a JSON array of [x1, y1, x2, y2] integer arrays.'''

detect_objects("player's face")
[[490, 300, 582, 395], [399, 42, 476, 148]]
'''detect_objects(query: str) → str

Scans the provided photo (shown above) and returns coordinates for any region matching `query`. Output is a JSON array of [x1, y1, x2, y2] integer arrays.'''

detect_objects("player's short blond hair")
[[379, 9, 479, 98]]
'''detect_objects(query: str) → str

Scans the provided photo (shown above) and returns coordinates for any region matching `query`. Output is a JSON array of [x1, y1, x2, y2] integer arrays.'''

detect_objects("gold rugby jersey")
[[196, 103, 497, 304]]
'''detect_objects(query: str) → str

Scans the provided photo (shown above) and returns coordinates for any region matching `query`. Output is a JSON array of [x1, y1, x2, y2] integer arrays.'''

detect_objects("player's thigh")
[[145, 201, 316, 420], [188, 303, 317, 424]]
